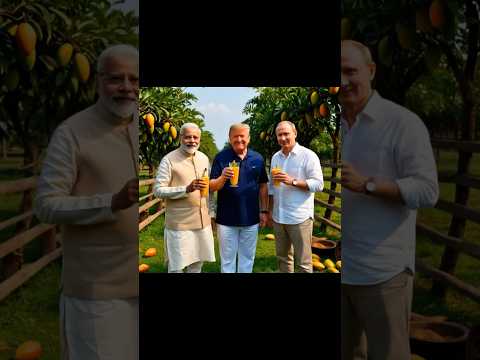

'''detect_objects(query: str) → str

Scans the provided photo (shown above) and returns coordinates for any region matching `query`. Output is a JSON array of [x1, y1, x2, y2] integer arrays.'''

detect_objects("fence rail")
[[0, 176, 61, 302]]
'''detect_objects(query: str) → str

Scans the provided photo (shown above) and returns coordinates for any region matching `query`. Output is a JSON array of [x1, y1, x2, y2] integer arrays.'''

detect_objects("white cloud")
[[198, 102, 232, 114]]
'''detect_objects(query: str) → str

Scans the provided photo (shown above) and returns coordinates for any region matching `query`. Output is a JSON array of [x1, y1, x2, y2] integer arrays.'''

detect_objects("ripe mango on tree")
[[319, 103, 329, 117], [57, 43, 74, 67], [378, 36, 393, 67], [260, 131, 266, 140], [15, 22, 37, 56], [74, 53, 90, 83], [310, 91, 320, 105], [281, 111, 288, 122], [341, 18, 352, 40], [163, 122, 171, 132], [169, 126, 177, 140], [24, 49, 36, 71], [396, 24, 416, 50], [328, 87, 340, 95], [429, 0, 446, 29]]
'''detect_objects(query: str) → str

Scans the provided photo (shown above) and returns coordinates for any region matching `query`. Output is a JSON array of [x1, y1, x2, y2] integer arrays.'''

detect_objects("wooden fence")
[[138, 178, 165, 231], [0, 177, 61, 302]]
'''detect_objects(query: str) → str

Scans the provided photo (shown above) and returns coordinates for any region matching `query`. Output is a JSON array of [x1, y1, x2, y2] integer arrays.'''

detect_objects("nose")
[[119, 77, 134, 92]]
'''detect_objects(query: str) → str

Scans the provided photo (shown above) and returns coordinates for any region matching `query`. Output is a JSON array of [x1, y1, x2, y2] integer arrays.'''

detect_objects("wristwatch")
[[365, 178, 376, 194], [292, 179, 298, 187]]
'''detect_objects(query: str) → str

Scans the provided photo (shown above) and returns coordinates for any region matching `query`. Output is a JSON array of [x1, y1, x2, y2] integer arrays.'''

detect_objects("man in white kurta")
[[34, 45, 139, 360], [153, 123, 215, 273]]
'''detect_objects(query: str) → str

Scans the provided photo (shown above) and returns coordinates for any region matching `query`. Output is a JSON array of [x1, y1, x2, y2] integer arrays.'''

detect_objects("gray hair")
[[275, 121, 296, 133], [341, 40, 374, 65], [97, 44, 139, 74], [229, 123, 250, 136], [180, 122, 201, 136]]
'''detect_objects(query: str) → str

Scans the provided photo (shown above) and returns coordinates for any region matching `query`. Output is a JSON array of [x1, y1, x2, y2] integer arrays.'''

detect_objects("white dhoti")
[[164, 226, 216, 272], [60, 294, 138, 360]]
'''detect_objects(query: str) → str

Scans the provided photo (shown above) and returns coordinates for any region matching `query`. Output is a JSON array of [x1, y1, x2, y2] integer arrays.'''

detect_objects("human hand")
[[341, 162, 368, 193], [221, 167, 235, 180], [111, 178, 139, 211], [186, 178, 208, 193], [272, 171, 294, 185]]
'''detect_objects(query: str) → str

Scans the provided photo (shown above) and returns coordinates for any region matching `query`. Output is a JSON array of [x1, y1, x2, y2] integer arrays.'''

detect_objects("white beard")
[[99, 94, 137, 120], [181, 144, 198, 154]]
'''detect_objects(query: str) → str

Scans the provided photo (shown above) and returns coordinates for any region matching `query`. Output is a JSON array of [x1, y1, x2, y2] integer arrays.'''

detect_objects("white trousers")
[[217, 223, 259, 273], [60, 294, 138, 360], [168, 261, 203, 273]]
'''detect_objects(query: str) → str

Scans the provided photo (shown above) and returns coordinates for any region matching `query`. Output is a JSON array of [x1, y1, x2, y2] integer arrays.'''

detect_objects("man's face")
[[338, 43, 375, 109], [229, 127, 250, 154], [181, 127, 201, 154], [275, 123, 296, 149], [98, 55, 139, 119]]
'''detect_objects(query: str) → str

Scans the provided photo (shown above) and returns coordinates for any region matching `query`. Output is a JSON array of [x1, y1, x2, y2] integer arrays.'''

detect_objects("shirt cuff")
[[395, 178, 419, 209]]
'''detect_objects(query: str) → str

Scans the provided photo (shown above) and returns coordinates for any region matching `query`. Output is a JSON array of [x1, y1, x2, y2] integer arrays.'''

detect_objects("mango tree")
[[0, 0, 137, 279], [139, 87, 218, 177], [244, 86, 341, 229]]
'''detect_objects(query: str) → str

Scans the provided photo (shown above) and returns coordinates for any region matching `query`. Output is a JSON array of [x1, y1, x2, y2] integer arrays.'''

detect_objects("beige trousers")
[[273, 218, 313, 273], [341, 270, 414, 360]]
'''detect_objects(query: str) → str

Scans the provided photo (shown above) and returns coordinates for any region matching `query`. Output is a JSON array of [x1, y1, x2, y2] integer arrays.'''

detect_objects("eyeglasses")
[[99, 73, 139, 87]]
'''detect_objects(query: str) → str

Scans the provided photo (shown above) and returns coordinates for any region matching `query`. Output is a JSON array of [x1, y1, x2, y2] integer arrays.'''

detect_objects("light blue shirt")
[[341, 91, 439, 285], [269, 143, 324, 225]]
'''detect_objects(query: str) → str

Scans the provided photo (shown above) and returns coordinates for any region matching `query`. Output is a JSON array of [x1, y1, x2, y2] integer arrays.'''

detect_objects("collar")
[[280, 142, 300, 157], [229, 146, 250, 160], [340, 90, 384, 129]]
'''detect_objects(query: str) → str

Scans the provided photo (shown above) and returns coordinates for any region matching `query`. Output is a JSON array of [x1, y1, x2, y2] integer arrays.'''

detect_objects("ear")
[[369, 62, 376, 81]]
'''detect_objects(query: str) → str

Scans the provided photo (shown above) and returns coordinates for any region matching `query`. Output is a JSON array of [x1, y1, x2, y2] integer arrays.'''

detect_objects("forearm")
[[209, 175, 227, 192], [368, 178, 405, 204], [259, 183, 268, 210], [35, 193, 116, 225]]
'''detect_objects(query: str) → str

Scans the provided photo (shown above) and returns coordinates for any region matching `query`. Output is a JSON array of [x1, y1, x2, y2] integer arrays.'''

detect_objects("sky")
[[185, 87, 257, 148]]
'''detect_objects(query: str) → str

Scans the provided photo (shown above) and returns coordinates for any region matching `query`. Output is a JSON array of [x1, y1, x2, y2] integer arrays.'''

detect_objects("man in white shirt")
[[339, 40, 439, 360], [268, 121, 324, 273], [153, 123, 216, 273]]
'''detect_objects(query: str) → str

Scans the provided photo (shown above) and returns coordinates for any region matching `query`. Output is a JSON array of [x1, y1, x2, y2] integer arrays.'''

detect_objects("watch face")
[[366, 182, 375, 192]]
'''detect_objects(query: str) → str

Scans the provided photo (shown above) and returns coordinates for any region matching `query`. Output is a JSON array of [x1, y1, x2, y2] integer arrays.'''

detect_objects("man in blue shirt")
[[210, 123, 269, 273]]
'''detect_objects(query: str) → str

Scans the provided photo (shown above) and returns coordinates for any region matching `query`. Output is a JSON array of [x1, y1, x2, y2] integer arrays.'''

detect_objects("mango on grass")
[[265, 234, 275, 240], [15, 340, 42, 360], [139, 264, 150, 273], [144, 248, 157, 257]]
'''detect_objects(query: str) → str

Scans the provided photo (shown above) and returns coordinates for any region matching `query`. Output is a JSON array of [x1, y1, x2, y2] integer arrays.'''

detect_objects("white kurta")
[[154, 155, 216, 272]]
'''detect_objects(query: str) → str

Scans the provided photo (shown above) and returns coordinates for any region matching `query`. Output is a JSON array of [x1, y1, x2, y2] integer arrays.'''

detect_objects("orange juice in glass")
[[229, 161, 239, 187], [271, 166, 282, 187], [200, 175, 209, 197]]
